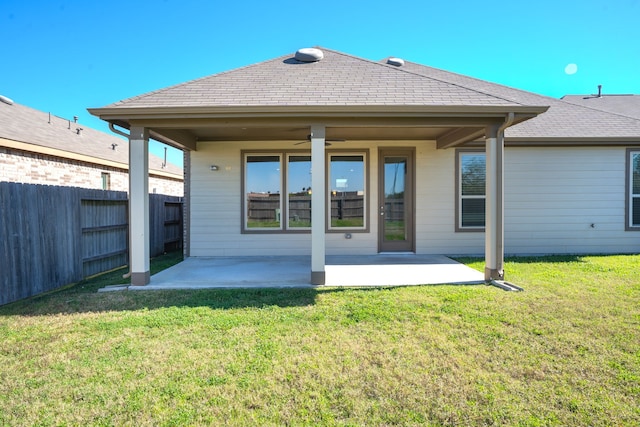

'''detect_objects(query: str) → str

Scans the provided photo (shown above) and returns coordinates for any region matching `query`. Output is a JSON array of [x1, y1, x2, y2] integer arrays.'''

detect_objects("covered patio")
[[89, 48, 548, 288], [117, 254, 484, 290]]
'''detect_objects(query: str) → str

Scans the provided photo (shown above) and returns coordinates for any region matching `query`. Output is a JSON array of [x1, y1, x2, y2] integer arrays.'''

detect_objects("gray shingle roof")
[[561, 94, 640, 120], [394, 60, 640, 139], [0, 101, 182, 176], [107, 48, 528, 109], [95, 47, 640, 141]]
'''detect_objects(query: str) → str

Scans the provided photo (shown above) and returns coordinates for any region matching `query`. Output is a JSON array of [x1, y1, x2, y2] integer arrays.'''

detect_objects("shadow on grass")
[[1, 283, 431, 316], [454, 254, 592, 265], [0, 251, 491, 317]]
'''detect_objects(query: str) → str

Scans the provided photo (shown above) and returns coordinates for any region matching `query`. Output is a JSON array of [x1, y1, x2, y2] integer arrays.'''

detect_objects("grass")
[[0, 253, 639, 426]]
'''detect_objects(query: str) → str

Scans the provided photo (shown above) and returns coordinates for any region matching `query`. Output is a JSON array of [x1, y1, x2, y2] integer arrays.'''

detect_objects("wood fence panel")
[[163, 199, 183, 253], [1, 183, 183, 306], [0, 183, 83, 305], [149, 194, 164, 257], [80, 189, 128, 277]]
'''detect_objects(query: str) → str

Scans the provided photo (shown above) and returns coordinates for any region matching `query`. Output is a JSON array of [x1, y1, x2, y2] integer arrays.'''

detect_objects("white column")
[[310, 124, 326, 285], [485, 124, 504, 282], [129, 126, 150, 285]]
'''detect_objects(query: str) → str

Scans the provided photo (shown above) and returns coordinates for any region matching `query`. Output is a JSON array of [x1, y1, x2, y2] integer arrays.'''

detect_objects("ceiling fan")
[[294, 134, 346, 147]]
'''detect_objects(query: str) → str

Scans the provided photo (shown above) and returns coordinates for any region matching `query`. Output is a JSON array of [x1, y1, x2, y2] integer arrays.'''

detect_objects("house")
[[0, 98, 183, 196], [88, 47, 640, 286]]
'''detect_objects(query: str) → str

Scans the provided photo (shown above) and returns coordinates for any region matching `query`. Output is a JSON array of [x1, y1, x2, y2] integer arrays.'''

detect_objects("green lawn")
[[0, 253, 638, 426]]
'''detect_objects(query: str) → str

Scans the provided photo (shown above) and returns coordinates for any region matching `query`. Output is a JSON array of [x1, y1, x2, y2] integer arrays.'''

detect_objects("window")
[[456, 150, 485, 230], [287, 155, 312, 229], [101, 172, 110, 190], [627, 149, 640, 230], [329, 153, 366, 230], [242, 151, 367, 233], [244, 154, 282, 230]]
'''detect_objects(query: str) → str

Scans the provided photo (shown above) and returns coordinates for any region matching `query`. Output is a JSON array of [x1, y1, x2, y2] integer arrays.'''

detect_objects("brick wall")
[[0, 147, 183, 196]]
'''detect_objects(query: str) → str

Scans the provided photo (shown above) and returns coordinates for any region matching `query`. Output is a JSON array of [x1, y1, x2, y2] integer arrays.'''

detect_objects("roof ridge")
[[394, 60, 640, 125], [370, 57, 539, 107], [398, 59, 556, 106], [110, 52, 295, 107], [321, 48, 532, 107], [560, 97, 640, 122], [286, 48, 529, 110]]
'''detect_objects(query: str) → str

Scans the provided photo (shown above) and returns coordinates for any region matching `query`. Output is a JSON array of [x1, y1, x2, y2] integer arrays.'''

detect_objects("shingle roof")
[[0, 101, 182, 176], [561, 94, 640, 120], [95, 47, 640, 141], [394, 60, 640, 139], [106, 48, 528, 109]]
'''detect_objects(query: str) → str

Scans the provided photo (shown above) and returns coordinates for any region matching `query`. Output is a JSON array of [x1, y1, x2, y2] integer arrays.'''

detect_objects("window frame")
[[327, 150, 370, 233], [626, 148, 640, 231], [241, 149, 369, 234], [242, 152, 284, 232], [455, 149, 486, 232], [286, 153, 313, 231], [101, 172, 110, 190]]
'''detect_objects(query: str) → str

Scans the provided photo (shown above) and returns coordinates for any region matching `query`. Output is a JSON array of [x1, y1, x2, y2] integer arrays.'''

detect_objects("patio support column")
[[484, 124, 505, 282], [310, 124, 326, 285], [129, 126, 150, 285]]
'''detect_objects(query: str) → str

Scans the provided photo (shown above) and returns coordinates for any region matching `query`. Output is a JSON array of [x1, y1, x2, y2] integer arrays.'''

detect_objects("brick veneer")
[[0, 147, 183, 196]]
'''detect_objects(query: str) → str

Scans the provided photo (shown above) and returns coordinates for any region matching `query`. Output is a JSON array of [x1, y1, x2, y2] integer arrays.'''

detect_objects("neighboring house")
[[0, 98, 183, 196], [89, 47, 640, 286]]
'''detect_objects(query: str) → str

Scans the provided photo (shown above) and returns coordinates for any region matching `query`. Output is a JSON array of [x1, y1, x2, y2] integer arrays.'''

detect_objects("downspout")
[[109, 122, 133, 279], [490, 112, 523, 291]]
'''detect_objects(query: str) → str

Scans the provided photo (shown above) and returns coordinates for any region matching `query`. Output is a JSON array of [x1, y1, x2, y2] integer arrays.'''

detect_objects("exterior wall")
[[504, 146, 638, 254], [0, 146, 183, 196], [189, 141, 640, 257]]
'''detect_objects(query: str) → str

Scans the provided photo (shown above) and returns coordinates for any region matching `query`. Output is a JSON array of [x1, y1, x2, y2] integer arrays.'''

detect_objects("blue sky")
[[2, 0, 639, 167]]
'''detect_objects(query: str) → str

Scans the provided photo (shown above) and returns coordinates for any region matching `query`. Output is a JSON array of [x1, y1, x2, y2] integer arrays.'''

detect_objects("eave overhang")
[[88, 104, 549, 150]]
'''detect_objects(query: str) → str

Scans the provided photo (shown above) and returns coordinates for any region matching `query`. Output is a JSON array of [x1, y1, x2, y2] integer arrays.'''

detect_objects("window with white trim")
[[627, 149, 640, 230], [101, 172, 111, 190], [457, 151, 485, 230]]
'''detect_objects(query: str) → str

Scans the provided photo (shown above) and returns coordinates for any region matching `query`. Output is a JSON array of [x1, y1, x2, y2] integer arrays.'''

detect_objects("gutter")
[[109, 122, 130, 139]]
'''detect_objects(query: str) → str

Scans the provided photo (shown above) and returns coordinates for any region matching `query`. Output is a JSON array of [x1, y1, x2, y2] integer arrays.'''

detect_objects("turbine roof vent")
[[295, 48, 324, 63], [0, 95, 14, 105], [387, 57, 405, 67]]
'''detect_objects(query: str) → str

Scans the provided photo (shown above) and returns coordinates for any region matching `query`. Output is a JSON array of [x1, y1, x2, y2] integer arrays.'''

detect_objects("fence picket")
[[0, 182, 183, 305]]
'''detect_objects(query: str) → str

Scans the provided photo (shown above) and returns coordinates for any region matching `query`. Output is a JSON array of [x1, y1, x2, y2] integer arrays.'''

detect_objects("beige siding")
[[189, 142, 639, 257], [504, 147, 637, 254]]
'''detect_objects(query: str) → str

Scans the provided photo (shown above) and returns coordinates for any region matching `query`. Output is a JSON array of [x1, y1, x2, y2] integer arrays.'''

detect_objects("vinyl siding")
[[504, 146, 637, 254], [189, 142, 639, 257]]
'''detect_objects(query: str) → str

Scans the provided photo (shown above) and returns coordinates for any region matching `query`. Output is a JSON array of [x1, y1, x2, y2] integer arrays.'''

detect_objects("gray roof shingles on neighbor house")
[[0, 100, 182, 176], [98, 47, 640, 142]]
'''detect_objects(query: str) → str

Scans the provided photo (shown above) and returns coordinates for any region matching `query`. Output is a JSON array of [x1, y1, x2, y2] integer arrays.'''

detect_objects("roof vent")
[[0, 95, 14, 105], [387, 57, 405, 67], [295, 48, 324, 63]]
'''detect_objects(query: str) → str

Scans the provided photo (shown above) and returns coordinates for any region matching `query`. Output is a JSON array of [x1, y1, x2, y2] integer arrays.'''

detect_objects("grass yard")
[[0, 253, 638, 426]]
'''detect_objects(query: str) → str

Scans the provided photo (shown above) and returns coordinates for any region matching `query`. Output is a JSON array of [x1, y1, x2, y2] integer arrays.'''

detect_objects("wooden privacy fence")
[[0, 182, 183, 306]]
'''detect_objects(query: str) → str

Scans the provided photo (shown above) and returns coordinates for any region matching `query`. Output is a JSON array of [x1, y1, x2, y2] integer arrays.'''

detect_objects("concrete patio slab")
[[124, 254, 484, 291]]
